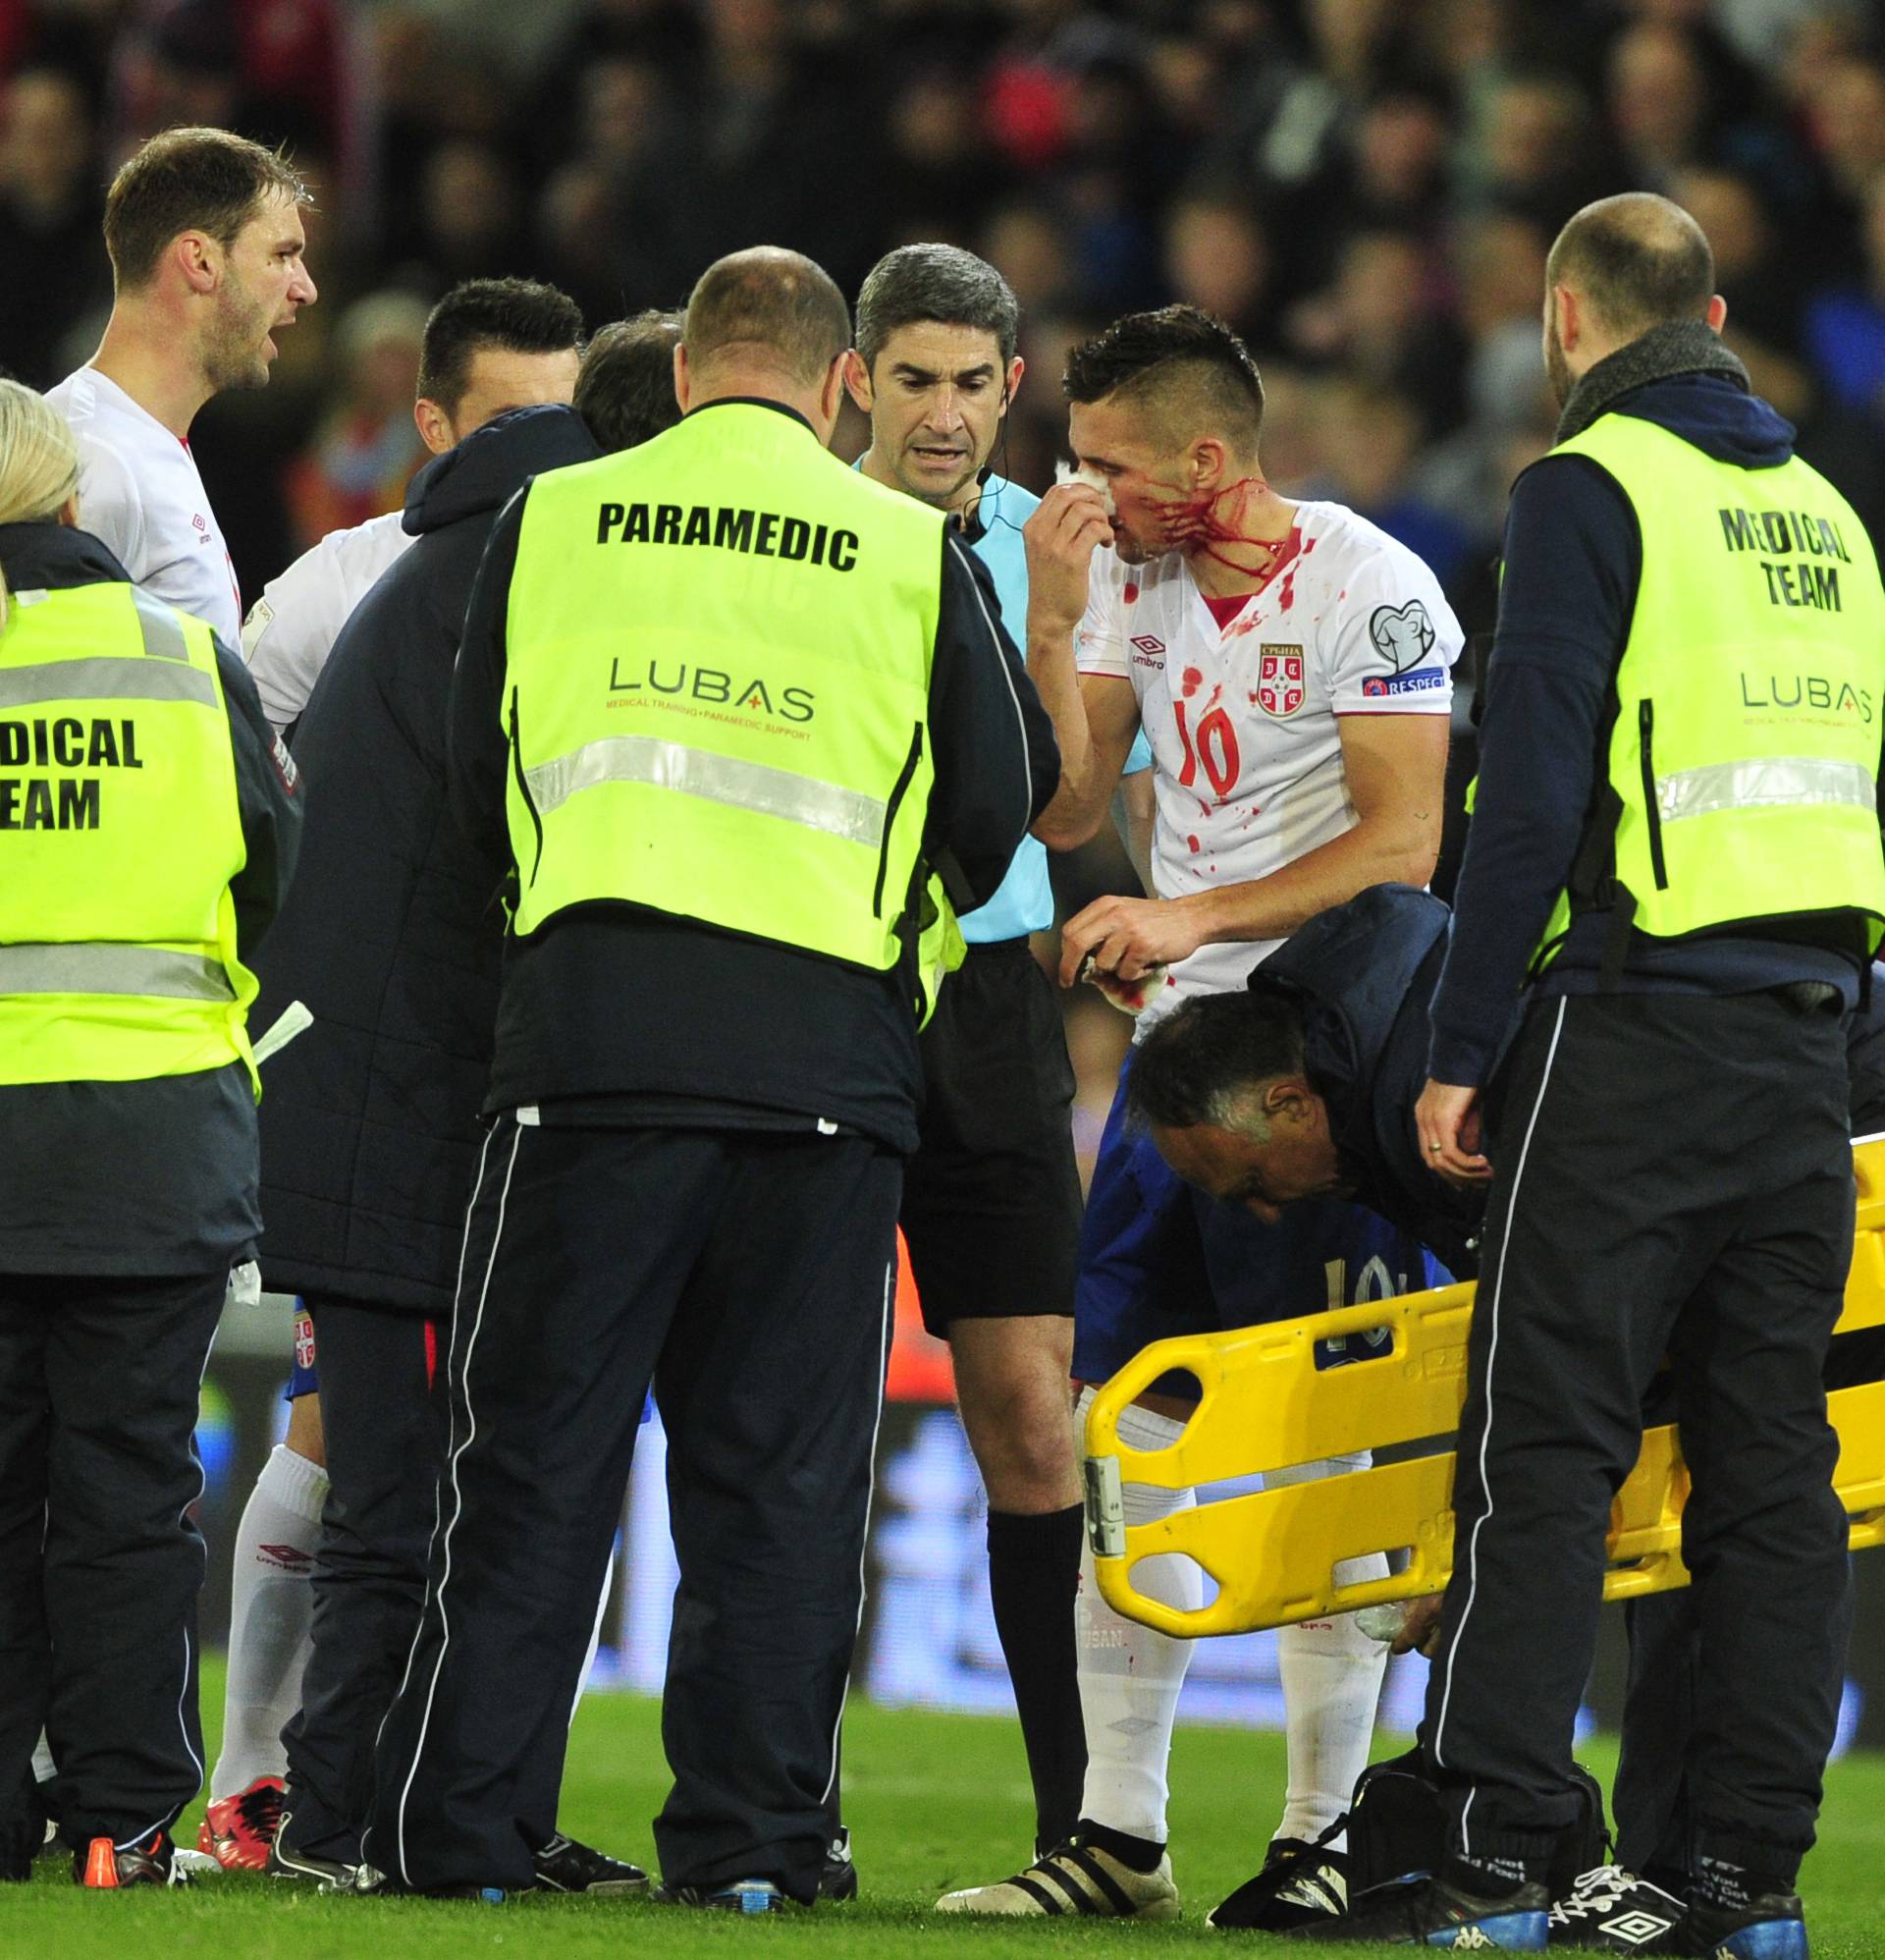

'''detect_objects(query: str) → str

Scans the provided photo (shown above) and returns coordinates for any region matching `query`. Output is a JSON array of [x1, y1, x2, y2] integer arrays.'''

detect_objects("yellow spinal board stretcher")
[[1083, 1139, 1885, 1640]]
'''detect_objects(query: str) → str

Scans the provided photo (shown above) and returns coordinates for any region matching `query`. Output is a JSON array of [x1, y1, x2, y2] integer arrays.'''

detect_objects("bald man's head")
[[1546, 192, 1715, 340], [682, 246, 851, 389]]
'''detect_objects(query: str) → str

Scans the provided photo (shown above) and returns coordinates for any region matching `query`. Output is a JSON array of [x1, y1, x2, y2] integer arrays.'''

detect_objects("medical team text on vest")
[[1717, 505, 1854, 614], [0, 716, 139, 828]]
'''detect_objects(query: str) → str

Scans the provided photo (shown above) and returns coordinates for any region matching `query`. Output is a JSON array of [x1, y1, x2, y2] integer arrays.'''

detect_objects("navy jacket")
[[1261, 884, 1885, 1283], [252, 407, 601, 1312], [0, 519, 299, 1275], [1431, 371, 1869, 1088], [1254, 884, 1487, 1278]]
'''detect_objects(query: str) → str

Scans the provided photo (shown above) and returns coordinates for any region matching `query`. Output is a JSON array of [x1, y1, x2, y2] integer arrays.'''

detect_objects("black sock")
[[1076, 1818, 1164, 1875], [1693, 1854, 1796, 1914], [986, 1504, 1087, 1853]]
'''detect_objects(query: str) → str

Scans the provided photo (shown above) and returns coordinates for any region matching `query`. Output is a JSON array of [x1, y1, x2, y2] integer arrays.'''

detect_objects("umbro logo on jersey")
[[1129, 633, 1166, 658]]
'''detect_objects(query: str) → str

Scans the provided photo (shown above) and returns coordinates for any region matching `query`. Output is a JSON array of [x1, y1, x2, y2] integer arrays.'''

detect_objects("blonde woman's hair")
[[0, 379, 81, 634]]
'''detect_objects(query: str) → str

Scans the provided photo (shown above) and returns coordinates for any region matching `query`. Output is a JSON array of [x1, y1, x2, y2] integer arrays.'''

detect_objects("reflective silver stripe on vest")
[[1656, 757, 1876, 825], [524, 735, 888, 847], [0, 944, 235, 1001], [129, 589, 191, 663], [0, 656, 217, 710]]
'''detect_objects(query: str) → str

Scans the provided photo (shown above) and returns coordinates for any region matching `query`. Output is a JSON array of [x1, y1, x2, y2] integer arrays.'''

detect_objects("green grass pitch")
[[5, 1660, 1882, 1956]]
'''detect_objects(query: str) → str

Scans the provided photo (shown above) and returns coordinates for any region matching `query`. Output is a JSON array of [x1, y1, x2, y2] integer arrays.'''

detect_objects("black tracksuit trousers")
[[364, 1115, 901, 1902], [0, 1270, 225, 1851], [281, 1296, 444, 1863], [1421, 990, 1854, 1888]]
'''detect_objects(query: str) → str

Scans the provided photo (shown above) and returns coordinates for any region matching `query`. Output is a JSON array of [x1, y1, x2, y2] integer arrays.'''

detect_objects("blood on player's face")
[[1066, 395, 1190, 565]]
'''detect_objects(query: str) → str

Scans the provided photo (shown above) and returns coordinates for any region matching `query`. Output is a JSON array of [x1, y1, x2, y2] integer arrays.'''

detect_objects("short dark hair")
[[103, 126, 310, 290], [855, 244, 1020, 370], [1124, 988, 1307, 1135], [1546, 192, 1714, 337], [683, 246, 850, 388], [1063, 303, 1266, 451], [575, 310, 684, 453], [416, 278, 585, 415]]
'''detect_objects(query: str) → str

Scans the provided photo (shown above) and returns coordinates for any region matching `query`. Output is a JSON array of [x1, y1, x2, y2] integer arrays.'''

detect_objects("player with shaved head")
[[940, 306, 1462, 1925]]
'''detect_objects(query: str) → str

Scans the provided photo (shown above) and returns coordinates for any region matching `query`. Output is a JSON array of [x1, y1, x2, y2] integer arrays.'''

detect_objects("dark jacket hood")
[[1607, 371, 1796, 471], [403, 404, 600, 537]]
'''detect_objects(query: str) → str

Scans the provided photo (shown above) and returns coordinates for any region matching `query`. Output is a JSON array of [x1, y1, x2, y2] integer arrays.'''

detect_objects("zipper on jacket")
[[510, 686, 546, 887], [874, 722, 924, 918], [1638, 697, 1669, 891]]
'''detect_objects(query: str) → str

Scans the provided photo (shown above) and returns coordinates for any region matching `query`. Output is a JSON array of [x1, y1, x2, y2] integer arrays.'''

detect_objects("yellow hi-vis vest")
[[0, 578, 258, 1091], [1530, 410, 1885, 975], [504, 401, 959, 996]]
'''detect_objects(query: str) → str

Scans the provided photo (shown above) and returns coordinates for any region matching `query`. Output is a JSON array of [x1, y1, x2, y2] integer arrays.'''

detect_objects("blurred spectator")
[[1452, 208, 1553, 433], [284, 291, 429, 550], [1315, 372, 1476, 597], [1339, 82, 1456, 238], [1802, 171, 1885, 434], [1160, 187, 1280, 353], [108, 0, 370, 203], [1287, 226, 1472, 438], [882, 64, 1017, 244], [0, 65, 108, 387], [411, 139, 530, 287], [1469, 71, 1614, 229], [1672, 162, 1813, 422]]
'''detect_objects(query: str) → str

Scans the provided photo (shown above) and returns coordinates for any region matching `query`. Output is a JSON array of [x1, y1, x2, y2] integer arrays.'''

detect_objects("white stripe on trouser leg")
[[570, 1551, 618, 1726], [117, 1313, 220, 1849], [820, 1257, 896, 1809], [1266, 1452, 1389, 1848], [369, 1122, 496, 1822], [1429, 995, 1569, 1857], [393, 1117, 522, 1886], [1074, 1387, 1200, 1843]]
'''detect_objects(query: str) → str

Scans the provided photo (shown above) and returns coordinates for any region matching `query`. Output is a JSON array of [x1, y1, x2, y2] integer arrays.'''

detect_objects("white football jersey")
[[1076, 499, 1462, 1025], [242, 509, 414, 730], [47, 365, 243, 647]]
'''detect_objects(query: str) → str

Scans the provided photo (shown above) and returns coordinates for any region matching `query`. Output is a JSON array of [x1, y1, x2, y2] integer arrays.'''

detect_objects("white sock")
[[1266, 1451, 1389, 1849], [1074, 1388, 1199, 1846], [210, 1443, 328, 1798]]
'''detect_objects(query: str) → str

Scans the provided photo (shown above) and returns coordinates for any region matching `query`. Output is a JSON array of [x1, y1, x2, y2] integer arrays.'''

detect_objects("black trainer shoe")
[[1674, 1890, 1806, 1960], [533, 1831, 648, 1894], [1291, 1873, 1551, 1946], [653, 1878, 792, 1913], [1210, 1836, 1350, 1930], [74, 1830, 189, 1889], [1549, 1867, 1686, 1950], [820, 1826, 858, 1901], [266, 1811, 357, 1888]]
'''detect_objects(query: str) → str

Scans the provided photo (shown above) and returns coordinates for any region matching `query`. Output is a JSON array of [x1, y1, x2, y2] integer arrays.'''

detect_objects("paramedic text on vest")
[[361, 248, 1057, 1907]]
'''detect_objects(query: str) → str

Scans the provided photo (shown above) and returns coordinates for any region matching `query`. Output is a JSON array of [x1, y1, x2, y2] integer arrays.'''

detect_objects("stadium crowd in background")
[[9, 0, 1885, 1140], [4, 0, 1885, 631]]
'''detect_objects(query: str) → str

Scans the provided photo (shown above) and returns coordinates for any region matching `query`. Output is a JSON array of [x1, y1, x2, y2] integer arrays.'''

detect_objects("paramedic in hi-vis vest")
[[1329, 195, 1885, 1955], [362, 247, 1058, 1910], [0, 380, 300, 1891]]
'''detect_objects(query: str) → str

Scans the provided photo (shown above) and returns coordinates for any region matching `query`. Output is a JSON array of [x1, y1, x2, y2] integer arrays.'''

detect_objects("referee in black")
[[1311, 193, 1885, 1952], [361, 246, 1057, 1908]]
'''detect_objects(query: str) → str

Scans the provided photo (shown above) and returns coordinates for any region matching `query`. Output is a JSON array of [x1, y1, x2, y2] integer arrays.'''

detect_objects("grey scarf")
[[1554, 320, 1749, 443]]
